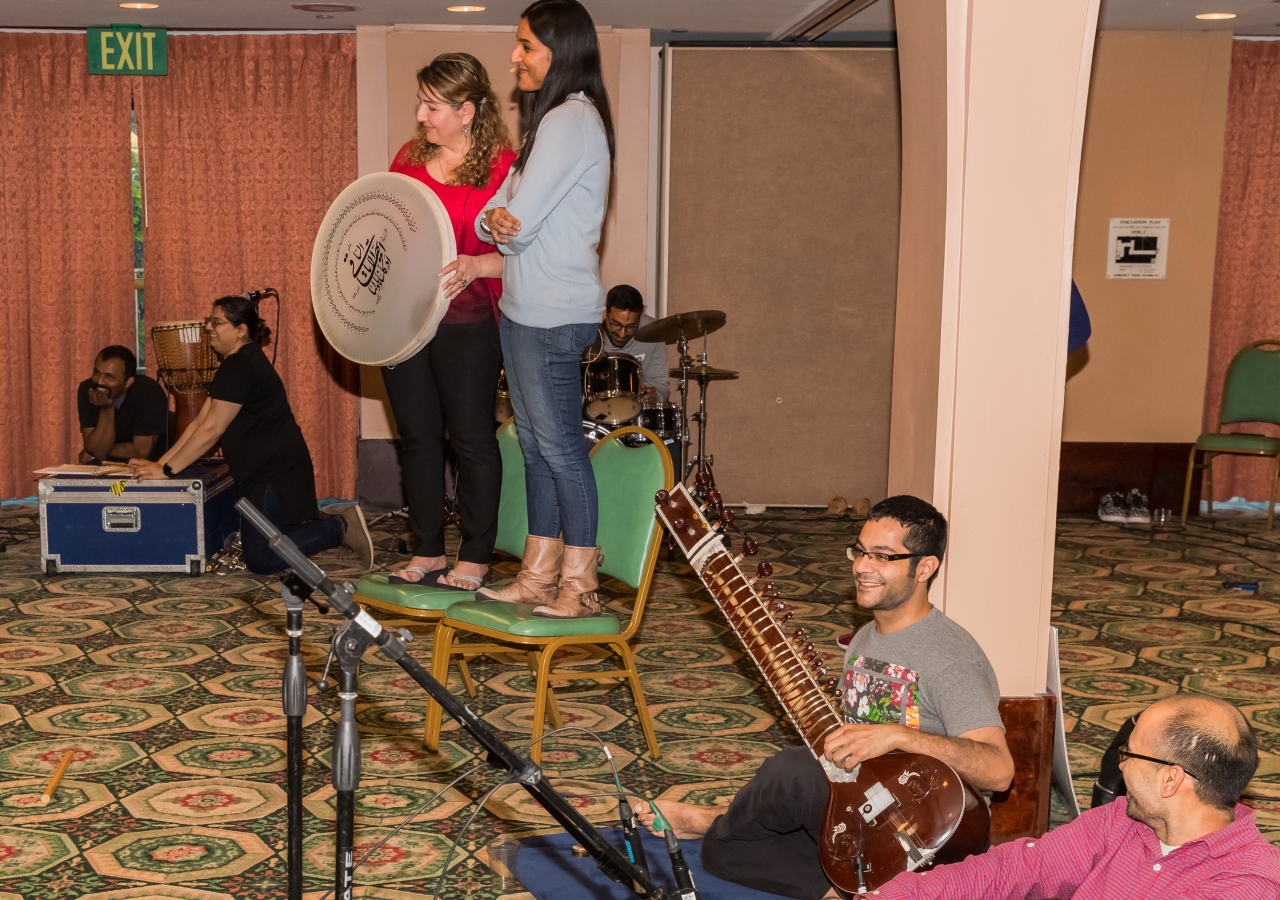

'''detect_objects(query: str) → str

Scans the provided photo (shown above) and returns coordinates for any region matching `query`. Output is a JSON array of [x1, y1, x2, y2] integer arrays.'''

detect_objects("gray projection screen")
[[661, 46, 901, 506]]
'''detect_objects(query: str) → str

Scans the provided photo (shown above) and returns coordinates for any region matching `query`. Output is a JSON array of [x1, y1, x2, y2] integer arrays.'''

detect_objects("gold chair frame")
[[423, 425, 673, 764]]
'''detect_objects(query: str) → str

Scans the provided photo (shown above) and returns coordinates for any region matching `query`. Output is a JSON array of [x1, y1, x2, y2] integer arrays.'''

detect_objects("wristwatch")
[[162, 463, 174, 478]]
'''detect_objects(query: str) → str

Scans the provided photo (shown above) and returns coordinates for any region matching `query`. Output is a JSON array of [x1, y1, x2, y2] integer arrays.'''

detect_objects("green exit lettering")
[[87, 26, 168, 76]]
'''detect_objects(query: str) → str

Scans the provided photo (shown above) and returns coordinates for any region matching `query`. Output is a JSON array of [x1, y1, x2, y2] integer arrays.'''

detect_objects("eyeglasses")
[[847, 544, 926, 566], [1117, 744, 1199, 780], [204, 316, 230, 328]]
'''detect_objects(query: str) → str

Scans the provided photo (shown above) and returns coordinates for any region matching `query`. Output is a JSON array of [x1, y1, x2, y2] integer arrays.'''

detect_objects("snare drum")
[[638, 401, 680, 441], [582, 353, 643, 425]]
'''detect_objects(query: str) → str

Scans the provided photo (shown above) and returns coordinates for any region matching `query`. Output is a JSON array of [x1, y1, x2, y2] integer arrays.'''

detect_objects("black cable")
[[431, 775, 517, 900]]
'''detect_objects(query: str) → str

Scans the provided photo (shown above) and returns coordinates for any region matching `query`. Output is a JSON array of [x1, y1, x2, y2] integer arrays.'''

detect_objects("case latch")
[[102, 506, 141, 533]]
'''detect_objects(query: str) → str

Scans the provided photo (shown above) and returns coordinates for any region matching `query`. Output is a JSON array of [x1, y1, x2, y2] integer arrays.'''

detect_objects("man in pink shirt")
[[876, 694, 1280, 899]]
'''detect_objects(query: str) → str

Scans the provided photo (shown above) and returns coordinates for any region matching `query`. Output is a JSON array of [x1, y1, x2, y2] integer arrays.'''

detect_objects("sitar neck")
[[656, 484, 845, 759]]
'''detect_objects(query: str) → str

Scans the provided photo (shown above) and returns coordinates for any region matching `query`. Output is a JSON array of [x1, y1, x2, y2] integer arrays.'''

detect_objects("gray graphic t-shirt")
[[840, 607, 1004, 738]]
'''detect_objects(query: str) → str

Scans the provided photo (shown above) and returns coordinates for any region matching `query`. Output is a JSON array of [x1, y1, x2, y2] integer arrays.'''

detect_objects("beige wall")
[[890, 0, 1100, 696], [1061, 31, 1231, 443], [354, 25, 652, 439]]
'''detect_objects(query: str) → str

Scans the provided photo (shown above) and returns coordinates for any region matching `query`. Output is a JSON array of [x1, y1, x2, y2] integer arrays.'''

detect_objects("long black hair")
[[514, 0, 615, 175]]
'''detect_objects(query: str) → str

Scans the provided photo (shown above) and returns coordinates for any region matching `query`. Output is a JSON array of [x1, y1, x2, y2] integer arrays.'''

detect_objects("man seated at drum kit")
[[631, 496, 1015, 900], [78, 345, 170, 463], [587, 284, 669, 402]]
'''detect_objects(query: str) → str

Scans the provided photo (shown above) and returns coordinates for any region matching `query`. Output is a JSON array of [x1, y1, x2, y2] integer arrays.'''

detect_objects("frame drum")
[[311, 172, 457, 366]]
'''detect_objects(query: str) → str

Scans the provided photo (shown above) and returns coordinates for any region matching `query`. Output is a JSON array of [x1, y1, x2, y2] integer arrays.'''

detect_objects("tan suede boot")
[[533, 545, 602, 618], [476, 535, 563, 604]]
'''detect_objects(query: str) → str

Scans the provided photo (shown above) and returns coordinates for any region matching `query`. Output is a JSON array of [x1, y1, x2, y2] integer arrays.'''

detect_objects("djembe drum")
[[151, 320, 219, 436]]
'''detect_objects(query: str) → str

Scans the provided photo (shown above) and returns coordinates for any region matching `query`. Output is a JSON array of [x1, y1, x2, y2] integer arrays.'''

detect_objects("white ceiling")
[[1, 0, 1278, 40]]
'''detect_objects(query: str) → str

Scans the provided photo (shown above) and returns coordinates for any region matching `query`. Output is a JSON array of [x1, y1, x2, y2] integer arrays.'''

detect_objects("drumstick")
[[38, 750, 74, 806]]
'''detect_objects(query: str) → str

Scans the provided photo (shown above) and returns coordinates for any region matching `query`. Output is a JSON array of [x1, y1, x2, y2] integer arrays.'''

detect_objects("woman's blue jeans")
[[499, 313, 598, 547]]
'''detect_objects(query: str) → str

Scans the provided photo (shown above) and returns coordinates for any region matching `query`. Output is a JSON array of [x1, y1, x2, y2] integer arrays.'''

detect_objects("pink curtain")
[[0, 34, 137, 499], [139, 34, 359, 499], [1203, 40, 1280, 503]]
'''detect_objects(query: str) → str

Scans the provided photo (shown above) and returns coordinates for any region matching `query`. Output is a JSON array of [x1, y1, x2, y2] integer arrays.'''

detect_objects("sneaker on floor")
[[336, 504, 375, 571], [1098, 492, 1129, 524], [1124, 489, 1151, 524]]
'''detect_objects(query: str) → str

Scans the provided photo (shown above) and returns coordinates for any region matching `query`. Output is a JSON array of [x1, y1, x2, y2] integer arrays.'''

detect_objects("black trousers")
[[701, 746, 832, 900], [381, 319, 503, 563]]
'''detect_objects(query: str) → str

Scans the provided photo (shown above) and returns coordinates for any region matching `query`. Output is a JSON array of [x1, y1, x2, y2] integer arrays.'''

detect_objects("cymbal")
[[671, 364, 739, 380], [635, 309, 726, 344]]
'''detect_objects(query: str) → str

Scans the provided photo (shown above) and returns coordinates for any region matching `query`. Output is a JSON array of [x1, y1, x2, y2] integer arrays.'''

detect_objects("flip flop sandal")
[[388, 566, 449, 586], [435, 570, 487, 592]]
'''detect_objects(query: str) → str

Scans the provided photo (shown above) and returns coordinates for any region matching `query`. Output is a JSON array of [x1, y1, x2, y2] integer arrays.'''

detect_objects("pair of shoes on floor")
[[329, 503, 375, 571], [1098, 489, 1151, 525]]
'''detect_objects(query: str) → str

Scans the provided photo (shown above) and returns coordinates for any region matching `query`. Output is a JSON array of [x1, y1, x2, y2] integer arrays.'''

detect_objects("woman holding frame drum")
[[382, 53, 517, 591], [475, 0, 614, 619]]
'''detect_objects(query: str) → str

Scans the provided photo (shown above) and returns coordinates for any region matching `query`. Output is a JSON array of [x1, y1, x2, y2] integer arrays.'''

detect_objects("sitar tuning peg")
[[654, 489, 670, 504], [756, 562, 774, 578], [742, 538, 758, 556], [720, 508, 736, 526], [708, 488, 723, 507]]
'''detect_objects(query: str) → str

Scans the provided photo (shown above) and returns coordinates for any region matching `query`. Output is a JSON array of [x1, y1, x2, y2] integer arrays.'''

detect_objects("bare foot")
[[439, 560, 489, 589], [392, 555, 446, 582], [628, 798, 722, 839]]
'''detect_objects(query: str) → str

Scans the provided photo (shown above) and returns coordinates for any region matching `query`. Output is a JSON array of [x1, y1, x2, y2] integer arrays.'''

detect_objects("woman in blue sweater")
[[475, 0, 613, 619]]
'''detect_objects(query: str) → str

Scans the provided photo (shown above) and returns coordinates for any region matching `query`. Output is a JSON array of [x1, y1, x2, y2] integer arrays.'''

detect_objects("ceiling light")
[[1195, 12, 1237, 19], [292, 4, 360, 12], [119, 2, 159, 8], [447, 6, 487, 11]]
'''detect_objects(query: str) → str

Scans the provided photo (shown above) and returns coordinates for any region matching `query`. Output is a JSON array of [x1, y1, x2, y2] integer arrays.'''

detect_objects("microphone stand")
[[237, 498, 668, 900], [280, 575, 328, 900]]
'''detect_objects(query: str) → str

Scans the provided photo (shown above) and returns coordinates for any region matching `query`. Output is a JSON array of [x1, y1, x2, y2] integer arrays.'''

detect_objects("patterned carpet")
[[0, 503, 1277, 898]]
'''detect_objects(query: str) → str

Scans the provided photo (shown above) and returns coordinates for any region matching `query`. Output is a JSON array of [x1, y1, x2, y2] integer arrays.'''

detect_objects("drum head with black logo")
[[312, 172, 456, 366]]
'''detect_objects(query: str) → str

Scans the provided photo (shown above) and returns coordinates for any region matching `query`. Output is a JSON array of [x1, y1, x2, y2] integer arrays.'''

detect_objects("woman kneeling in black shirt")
[[129, 294, 374, 574]]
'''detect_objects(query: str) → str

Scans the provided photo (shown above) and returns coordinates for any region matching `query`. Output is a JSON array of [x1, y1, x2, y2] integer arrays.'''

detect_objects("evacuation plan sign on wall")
[[87, 26, 167, 75], [1107, 218, 1169, 279]]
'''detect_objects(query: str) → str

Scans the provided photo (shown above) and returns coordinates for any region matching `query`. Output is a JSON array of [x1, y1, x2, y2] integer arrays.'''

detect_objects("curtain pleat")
[[140, 33, 359, 500], [0, 33, 137, 499], [1203, 40, 1280, 502]]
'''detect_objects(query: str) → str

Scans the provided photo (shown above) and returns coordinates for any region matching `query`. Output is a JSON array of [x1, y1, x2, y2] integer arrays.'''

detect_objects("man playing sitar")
[[634, 496, 1014, 900]]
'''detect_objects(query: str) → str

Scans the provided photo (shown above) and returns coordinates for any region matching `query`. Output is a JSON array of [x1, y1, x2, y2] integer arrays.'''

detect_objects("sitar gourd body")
[[654, 484, 989, 894]]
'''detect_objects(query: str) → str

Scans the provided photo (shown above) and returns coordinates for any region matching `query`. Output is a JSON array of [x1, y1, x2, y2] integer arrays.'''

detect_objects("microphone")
[[648, 801, 700, 900], [662, 829, 700, 900], [617, 796, 650, 888]]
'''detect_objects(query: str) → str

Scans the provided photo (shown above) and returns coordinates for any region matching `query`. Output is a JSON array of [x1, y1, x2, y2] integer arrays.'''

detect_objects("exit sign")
[[88, 26, 167, 75]]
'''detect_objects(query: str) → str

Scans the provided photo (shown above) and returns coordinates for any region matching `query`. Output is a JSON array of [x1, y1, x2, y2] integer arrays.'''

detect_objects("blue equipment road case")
[[39, 461, 238, 576]]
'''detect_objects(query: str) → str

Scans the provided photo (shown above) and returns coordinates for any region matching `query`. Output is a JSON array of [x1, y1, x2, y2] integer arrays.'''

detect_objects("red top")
[[390, 143, 516, 325], [877, 798, 1280, 900]]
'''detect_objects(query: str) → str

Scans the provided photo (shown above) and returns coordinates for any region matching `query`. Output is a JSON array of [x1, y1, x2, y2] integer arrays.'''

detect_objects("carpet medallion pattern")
[[0, 505, 1278, 897]]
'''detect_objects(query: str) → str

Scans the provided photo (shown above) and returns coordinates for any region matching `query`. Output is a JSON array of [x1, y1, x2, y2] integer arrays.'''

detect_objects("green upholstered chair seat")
[[1195, 433, 1280, 455], [445, 600, 621, 637], [356, 575, 476, 611]]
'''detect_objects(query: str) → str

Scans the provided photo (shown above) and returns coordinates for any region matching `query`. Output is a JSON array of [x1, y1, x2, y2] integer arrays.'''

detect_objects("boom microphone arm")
[[235, 498, 666, 899]]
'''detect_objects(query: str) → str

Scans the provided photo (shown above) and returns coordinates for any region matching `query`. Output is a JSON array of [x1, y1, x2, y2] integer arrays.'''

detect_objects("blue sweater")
[[477, 93, 611, 329]]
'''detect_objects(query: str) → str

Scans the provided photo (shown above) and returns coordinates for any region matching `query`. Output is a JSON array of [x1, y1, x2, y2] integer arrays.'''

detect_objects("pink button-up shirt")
[[876, 798, 1280, 899]]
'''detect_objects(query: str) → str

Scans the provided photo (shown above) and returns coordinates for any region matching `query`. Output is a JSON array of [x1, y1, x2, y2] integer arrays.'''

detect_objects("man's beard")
[[856, 575, 915, 611], [1124, 788, 1162, 831]]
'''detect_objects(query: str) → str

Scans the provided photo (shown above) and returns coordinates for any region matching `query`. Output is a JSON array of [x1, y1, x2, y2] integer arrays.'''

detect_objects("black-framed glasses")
[[1117, 744, 1199, 780], [846, 544, 925, 566]]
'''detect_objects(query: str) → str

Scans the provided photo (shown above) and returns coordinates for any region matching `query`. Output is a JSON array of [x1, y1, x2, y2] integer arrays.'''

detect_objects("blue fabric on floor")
[[517, 828, 795, 900]]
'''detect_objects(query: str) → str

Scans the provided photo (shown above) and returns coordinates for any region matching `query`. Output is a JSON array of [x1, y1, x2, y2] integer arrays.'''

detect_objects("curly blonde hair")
[[406, 53, 511, 188]]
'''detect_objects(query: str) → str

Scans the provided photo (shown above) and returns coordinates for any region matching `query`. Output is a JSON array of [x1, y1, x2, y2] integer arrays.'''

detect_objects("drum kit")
[[579, 308, 736, 493]]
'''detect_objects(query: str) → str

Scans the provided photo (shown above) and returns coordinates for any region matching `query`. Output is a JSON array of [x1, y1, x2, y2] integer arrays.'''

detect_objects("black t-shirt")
[[209, 342, 318, 524], [77, 373, 170, 461]]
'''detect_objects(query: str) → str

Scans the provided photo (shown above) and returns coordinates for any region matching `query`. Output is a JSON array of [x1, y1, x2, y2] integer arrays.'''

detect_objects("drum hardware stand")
[[279, 574, 330, 900], [236, 498, 670, 900]]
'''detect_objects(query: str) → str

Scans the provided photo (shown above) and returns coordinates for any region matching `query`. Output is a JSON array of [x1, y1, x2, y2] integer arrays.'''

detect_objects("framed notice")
[[1107, 218, 1169, 279]]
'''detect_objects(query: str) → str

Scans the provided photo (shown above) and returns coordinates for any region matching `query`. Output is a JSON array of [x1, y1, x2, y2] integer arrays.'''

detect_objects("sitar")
[[654, 483, 989, 894]]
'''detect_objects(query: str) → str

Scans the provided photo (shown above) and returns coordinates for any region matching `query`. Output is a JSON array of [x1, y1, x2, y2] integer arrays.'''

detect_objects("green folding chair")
[[424, 426, 673, 763], [354, 419, 527, 696], [1182, 340, 1280, 531]]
